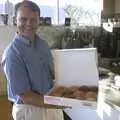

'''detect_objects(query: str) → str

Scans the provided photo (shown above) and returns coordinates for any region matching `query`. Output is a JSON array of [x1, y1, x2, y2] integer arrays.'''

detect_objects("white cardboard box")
[[44, 48, 99, 109]]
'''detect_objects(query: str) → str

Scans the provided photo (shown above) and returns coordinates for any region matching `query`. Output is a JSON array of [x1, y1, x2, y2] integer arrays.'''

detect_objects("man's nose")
[[26, 19, 32, 25]]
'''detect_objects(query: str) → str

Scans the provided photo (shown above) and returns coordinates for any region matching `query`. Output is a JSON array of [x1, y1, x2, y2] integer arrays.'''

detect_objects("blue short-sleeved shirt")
[[1, 33, 53, 103]]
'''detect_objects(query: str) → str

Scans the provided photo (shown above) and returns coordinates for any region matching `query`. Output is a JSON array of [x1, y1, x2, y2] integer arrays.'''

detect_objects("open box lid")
[[52, 48, 99, 86]]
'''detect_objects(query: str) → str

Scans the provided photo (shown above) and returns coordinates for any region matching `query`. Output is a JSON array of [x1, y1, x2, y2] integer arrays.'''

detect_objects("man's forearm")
[[18, 90, 63, 109], [19, 90, 44, 107]]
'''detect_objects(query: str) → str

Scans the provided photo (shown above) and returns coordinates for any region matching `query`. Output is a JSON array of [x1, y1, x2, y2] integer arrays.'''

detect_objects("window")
[[0, 0, 102, 26], [59, 0, 102, 26]]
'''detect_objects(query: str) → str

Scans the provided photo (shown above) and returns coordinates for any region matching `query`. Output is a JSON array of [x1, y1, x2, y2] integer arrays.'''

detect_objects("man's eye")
[[20, 18, 27, 22], [30, 19, 37, 23], [19, 18, 37, 24]]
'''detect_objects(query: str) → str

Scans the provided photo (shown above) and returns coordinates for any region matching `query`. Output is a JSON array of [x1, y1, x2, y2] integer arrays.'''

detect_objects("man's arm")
[[19, 90, 65, 109], [2, 46, 69, 109]]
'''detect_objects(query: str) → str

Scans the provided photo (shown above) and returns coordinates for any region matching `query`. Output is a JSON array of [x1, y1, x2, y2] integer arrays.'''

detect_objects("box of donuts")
[[44, 48, 99, 109]]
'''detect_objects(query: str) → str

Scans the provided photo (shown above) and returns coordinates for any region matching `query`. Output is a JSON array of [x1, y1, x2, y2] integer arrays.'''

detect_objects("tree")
[[64, 5, 100, 26]]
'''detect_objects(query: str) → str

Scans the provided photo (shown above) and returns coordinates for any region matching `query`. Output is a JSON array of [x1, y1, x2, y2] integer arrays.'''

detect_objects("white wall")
[[0, 26, 16, 58]]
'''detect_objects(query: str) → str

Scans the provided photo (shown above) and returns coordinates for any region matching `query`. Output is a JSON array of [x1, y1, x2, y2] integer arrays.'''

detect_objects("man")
[[1, 1, 64, 120]]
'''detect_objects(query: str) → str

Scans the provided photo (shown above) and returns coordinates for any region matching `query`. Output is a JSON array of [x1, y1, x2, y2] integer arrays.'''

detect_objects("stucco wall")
[[103, 0, 115, 14], [115, 0, 120, 13]]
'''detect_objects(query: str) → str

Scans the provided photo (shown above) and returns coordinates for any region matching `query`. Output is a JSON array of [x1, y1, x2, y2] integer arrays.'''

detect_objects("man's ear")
[[38, 17, 40, 26], [13, 16, 17, 26]]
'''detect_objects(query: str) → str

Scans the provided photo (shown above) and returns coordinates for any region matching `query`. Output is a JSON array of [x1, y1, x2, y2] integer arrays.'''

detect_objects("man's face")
[[16, 6, 40, 39]]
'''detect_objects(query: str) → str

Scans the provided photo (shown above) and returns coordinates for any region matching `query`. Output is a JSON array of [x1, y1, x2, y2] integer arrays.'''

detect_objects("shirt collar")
[[15, 33, 38, 46]]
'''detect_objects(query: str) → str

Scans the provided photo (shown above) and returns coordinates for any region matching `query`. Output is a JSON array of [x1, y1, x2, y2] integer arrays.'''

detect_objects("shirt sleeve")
[[2, 49, 31, 96], [49, 50, 55, 80]]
